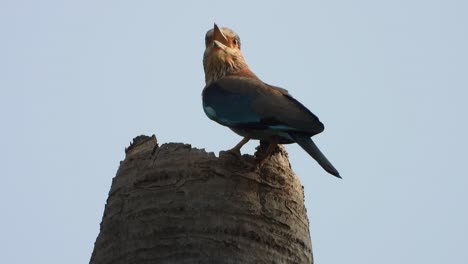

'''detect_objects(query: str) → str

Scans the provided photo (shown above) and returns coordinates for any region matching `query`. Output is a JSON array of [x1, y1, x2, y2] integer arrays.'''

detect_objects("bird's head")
[[203, 24, 248, 85]]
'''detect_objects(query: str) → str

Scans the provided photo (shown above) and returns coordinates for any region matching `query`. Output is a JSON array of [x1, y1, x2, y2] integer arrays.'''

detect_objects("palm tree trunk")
[[90, 135, 313, 264]]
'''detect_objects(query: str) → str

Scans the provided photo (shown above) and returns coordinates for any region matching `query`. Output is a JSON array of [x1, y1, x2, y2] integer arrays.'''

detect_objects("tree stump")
[[90, 135, 313, 264]]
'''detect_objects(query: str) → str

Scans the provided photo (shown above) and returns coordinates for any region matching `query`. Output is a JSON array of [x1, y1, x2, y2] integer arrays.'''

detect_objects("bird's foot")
[[226, 147, 243, 160], [221, 147, 255, 169], [254, 139, 279, 168], [225, 137, 250, 161], [256, 157, 268, 169]]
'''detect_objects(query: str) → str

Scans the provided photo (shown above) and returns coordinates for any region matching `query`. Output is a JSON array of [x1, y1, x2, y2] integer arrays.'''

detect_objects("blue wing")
[[202, 76, 324, 135]]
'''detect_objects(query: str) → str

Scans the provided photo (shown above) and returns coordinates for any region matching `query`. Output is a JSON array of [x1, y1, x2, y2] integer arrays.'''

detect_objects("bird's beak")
[[212, 23, 229, 49]]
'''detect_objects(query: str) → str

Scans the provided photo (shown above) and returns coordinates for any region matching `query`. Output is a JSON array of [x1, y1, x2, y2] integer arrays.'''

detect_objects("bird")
[[202, 23, 341, 178]]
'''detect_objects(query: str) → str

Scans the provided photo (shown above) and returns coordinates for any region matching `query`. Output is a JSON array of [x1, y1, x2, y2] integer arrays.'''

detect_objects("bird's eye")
[[233, 39, 238, 45]]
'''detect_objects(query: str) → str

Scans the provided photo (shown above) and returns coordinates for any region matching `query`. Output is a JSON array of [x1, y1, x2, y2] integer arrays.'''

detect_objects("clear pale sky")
[[1, 1, 467, 263]]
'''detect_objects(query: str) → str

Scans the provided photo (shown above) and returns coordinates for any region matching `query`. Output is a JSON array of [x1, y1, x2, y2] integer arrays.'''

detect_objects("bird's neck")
[[203, 55, 256, 85]]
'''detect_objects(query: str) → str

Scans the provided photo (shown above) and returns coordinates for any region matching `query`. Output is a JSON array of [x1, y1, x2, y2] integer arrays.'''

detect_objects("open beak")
[[212, 23, 229, 49]]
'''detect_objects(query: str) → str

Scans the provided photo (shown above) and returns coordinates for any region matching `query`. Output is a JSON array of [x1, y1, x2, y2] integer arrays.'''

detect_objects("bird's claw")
[[224, 148, 254, 169], [226, 148, 243, 160]]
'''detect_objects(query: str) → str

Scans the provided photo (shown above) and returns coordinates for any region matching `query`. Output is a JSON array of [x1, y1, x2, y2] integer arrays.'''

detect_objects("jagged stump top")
[[91, 135, 313, 264]]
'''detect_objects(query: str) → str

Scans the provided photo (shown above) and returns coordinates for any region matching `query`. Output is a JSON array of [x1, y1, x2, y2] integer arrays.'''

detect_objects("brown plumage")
[[203, 25, 252, 85]]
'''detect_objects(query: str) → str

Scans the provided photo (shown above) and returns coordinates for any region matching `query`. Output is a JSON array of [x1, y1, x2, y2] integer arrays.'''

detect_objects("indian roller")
[[202, 24, 341, 178]]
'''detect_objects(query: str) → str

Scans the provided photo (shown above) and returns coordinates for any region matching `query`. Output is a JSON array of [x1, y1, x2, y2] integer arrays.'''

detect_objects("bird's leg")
[[257, 137, 279, 166], [227, 137, 250, 159]]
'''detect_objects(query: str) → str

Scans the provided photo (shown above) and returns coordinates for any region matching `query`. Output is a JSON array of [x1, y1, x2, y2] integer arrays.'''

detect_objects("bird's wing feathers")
[[202, 76, 324, 135]]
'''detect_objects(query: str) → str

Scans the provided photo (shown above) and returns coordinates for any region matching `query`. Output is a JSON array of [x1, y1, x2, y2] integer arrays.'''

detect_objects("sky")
[[1, 0, 467, 263]]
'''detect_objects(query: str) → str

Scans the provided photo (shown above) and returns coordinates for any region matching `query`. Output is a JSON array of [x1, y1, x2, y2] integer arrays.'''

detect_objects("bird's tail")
[[289, 133, 341, 178]]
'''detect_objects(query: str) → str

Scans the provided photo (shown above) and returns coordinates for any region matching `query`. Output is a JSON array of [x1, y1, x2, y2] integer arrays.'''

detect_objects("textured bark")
[[90, 135, 313, 264]]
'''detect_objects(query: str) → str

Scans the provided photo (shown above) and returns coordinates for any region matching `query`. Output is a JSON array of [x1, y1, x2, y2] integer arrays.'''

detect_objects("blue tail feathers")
[[289, 133, 341, 178]]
